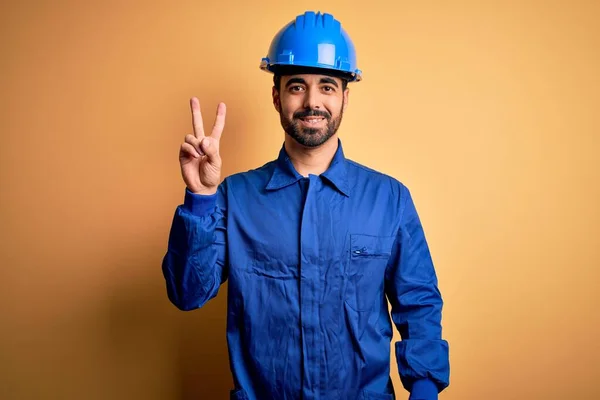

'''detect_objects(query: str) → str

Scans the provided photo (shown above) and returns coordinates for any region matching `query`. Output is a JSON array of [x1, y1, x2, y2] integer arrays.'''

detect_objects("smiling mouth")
[[299, 117, 326, 125]]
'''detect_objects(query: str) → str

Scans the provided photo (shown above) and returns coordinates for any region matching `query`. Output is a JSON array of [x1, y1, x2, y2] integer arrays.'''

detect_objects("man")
[[163, 11, 449, 400]]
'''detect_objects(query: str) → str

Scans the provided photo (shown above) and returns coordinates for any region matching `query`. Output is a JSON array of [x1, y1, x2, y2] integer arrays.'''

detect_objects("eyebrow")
[[284, 77, 340, 88], [319, 77, 339, 88], [285, 77, 307, 88]]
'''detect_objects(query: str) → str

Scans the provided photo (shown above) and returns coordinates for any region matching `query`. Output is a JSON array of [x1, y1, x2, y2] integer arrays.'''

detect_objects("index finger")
[[190, 97, 205, 138]]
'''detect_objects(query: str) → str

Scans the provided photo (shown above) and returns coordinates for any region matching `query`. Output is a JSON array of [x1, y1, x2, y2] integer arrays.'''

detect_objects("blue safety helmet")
[[260, 11, 362, 82]]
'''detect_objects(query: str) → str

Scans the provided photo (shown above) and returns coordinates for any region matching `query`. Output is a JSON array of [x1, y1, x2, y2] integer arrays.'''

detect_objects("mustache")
[[293, 109, 330, 120]]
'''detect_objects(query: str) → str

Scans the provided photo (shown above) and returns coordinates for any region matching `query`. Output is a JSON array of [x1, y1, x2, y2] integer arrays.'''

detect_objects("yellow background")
[[1, 1, 599, 399]]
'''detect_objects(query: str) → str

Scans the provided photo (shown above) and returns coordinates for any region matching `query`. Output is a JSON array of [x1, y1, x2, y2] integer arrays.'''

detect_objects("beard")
[[280, 106, 344, 148]]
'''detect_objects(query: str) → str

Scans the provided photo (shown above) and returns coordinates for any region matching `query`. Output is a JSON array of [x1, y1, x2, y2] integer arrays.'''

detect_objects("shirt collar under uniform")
[[265, 138, 350, 197]]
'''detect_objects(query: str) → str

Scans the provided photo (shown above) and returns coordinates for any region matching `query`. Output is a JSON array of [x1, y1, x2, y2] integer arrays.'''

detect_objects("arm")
[[162, 97, 228, 311], [162, 184, 228, 311], [385, 185, 450, 399]]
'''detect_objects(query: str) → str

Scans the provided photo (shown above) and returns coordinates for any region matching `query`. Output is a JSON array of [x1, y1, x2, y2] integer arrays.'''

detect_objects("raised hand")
[[179, 97, 226, 195]]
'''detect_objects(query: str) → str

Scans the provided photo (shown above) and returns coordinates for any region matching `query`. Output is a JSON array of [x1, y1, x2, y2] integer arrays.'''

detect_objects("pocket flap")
[[350, 234, 396, 258]]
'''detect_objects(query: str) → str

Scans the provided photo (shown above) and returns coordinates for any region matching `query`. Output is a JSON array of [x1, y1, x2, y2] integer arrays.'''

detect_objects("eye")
[[322, 86, 335, 93], [290, 85, 305, 92]]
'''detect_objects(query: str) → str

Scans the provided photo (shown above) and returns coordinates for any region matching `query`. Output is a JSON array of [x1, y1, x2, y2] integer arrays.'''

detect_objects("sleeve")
[[161, 182, 228, 311], [385, 185, 450, 399]]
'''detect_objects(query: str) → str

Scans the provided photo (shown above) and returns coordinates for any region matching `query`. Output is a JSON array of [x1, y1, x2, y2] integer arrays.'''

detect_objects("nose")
[[303, 87, 321, 110]]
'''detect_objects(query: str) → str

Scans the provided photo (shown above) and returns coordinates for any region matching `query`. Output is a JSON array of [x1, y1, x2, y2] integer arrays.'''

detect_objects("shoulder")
[[223, 160, 277, 189], [345, 158, 420, 221], [345, 158, 408, 195]]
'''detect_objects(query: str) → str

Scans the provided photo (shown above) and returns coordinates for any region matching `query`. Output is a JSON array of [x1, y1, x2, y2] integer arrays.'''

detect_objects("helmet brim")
[[266, 64, 359, 82]]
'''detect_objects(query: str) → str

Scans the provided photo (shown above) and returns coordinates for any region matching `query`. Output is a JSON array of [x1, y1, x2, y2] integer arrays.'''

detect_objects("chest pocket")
[[345, 234, 396, 311]]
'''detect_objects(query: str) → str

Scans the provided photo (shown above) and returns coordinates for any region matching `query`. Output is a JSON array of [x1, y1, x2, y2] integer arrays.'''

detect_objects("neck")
[[284, 135, 339, 177]]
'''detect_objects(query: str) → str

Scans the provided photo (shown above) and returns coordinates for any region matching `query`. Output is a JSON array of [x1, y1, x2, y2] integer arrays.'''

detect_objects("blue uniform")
[[162, 140, 450, 399]]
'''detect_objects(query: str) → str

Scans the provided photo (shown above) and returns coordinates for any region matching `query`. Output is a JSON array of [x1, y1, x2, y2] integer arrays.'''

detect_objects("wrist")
[[191, 187, 217, 196], [183, 188, 218, 215]]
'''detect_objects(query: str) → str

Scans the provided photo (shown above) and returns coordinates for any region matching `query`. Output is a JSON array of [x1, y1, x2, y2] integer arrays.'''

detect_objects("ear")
[[342, 87, 349, 113], [272, 86, 281, 113]]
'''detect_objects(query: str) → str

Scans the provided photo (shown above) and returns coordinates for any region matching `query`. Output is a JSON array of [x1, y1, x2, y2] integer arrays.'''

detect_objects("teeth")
[[303, 118, 324, 124]]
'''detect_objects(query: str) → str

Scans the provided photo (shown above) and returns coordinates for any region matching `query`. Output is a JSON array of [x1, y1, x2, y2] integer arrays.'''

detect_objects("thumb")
[[200, 137, 219, 158]]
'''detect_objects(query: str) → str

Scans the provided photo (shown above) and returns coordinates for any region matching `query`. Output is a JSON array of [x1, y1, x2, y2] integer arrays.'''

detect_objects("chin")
[[293, 132, 334, 148]]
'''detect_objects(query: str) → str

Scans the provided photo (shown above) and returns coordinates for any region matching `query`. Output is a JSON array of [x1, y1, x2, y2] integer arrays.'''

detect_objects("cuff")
[[183, 188, 217, 216], [409, 379, 438, 400]]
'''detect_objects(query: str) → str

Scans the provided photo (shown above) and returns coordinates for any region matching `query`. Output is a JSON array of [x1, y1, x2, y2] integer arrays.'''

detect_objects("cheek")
[[280, 98, 299, 119], [326, 100, 344, 118]]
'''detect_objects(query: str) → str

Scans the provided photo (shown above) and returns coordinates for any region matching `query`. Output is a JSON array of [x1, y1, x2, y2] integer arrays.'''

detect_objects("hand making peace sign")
[[179, 97, 226, 195]]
